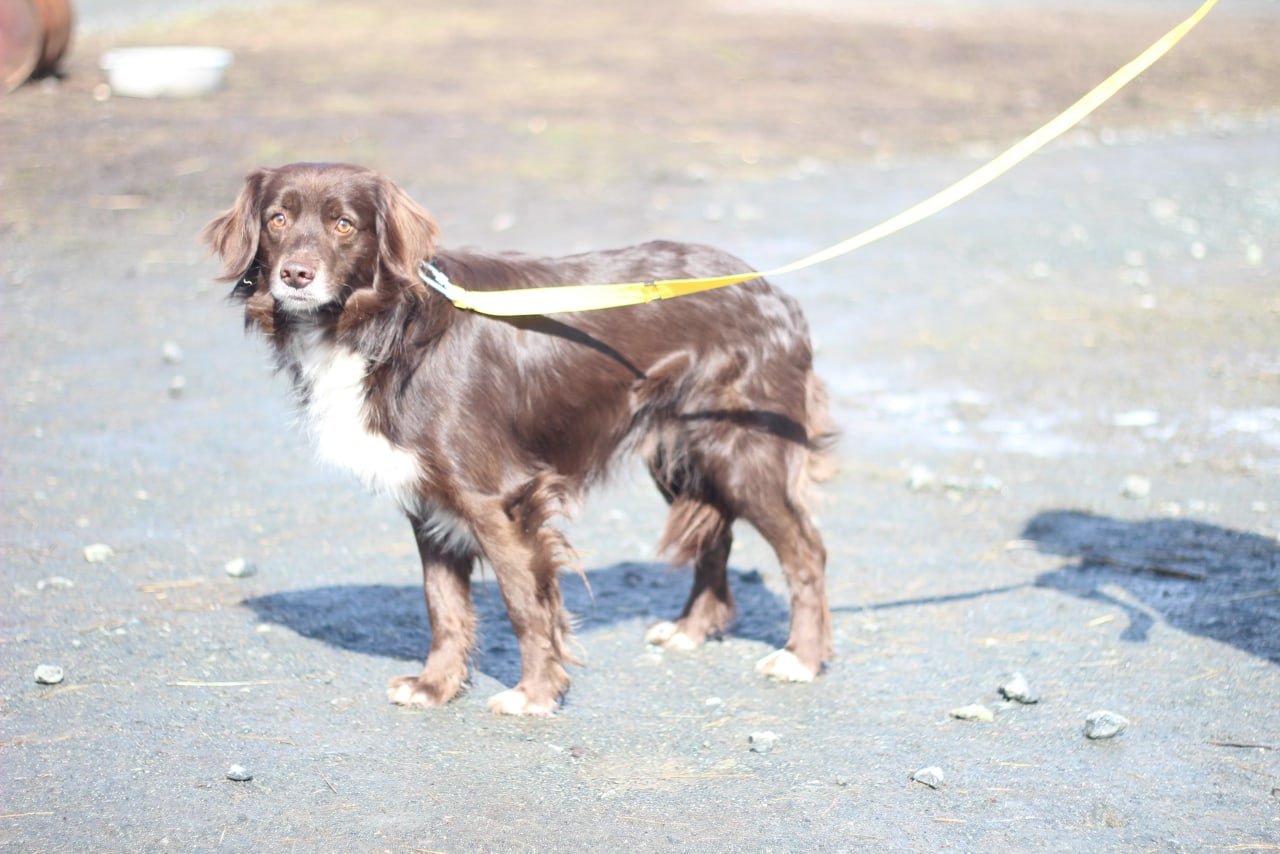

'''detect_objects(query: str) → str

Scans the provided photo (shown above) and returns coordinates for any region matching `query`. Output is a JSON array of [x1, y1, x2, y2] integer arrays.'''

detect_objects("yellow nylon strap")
[[432, 0, 1217, 317]]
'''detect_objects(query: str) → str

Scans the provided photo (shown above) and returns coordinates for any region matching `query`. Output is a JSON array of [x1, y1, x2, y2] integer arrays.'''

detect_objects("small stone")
[[1084, 710, 1129, 739], [1122, 475, 1151, 500], [161, 341, 184, 364], [1147, 198, 1178, 223], [34, 665, 64, 685], [705, 697, 723, 707], [36, 576, 75, 591], [683, 163, 713, 184], [835, 775, 851, 787], [224, 557, 257, 578], [1121, 266, 1151, 288], [168, 376, 187, 398], [225, 764, 253, 782], [950, 703, 994, 723], [911, 766, 945, 789], [83, 543, 114, 563], [748, 731, 779, 753], [998, 672, 1038, 704], [1114, 409, 1160, 428], [976, 474, 1004, 493], [906, 464, 937, 492]]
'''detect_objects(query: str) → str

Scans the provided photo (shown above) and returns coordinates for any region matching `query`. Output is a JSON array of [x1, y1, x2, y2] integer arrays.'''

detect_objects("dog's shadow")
[[242, 562, 789, 686], [1026, 510, 1279, 664]]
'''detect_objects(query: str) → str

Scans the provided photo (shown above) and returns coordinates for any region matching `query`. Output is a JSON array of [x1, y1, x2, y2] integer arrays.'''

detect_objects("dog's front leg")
[[387, 522, 476, 708], [468, 498, 573, 716]]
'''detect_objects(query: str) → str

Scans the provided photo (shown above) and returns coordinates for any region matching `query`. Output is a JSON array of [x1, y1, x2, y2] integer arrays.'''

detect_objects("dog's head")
[[201, 163, 439, 324]]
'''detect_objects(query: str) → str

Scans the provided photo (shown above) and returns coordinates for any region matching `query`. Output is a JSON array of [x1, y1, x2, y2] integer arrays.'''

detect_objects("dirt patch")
[[3, 0, 1278, 204]]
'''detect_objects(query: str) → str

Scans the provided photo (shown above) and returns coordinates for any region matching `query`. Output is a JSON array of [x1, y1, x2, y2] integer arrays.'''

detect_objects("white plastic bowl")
[[100, 47, 232, 98]]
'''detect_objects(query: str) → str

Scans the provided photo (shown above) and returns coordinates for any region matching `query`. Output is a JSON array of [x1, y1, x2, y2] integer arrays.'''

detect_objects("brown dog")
[[202, 162, 835, 715]]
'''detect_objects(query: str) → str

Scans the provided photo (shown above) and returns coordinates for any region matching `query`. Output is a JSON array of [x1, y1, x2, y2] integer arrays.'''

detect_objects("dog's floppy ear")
[[375, 176, 439, 286], [201, 168, 270, 283]]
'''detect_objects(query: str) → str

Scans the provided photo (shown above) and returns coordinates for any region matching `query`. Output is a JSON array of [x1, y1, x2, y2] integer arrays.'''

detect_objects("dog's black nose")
[[280, 262, 315, 288]]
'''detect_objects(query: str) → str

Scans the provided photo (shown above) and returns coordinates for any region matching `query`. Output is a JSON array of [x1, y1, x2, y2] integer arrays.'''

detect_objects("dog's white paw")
[[386, 674, 460, 708], [487, 688, 557, 717], [755, 648, 816, 683], [644, 620, 699, 651], [388, 681, 418, 706]]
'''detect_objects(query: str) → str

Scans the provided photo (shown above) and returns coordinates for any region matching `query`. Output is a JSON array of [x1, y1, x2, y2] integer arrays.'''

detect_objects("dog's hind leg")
[[739, 370, 835, 681], [645, 490, 737, 651], [387, 523, 476, 708], [735, 436, 831, 682], [746, 494, 830, 682]]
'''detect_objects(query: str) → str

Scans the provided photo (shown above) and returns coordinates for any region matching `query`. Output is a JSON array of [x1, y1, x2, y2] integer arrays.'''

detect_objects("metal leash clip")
[[417, 260, 466, 305]]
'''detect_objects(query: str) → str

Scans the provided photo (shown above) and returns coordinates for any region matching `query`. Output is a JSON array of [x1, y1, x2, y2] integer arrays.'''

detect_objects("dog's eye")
[[268, 213, 287, 229], [335, 217, 355, 235]]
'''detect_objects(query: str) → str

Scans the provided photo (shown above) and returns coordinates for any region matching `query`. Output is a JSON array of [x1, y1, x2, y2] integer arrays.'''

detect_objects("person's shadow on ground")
[[1024, 510, 1280, 664], [242, 562, 789, 687]]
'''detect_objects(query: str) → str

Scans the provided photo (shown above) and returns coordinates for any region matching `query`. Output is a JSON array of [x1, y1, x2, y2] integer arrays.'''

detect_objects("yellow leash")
[[418, 0, 1218, 318]]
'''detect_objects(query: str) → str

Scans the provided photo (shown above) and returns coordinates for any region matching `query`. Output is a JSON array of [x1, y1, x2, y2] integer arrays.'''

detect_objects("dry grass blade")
[[1206, 740, 1277, 751], [168, 679, 278, 687], [1083, 551, 1208, 581], [137, 577, 207, 593]]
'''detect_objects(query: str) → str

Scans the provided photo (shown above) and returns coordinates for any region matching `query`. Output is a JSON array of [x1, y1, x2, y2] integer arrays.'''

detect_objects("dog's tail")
[[803, 371, 839, 486]]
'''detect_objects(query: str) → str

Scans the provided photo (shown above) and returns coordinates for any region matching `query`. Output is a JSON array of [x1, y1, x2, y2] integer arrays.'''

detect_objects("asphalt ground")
[[2, 0, 1278, 850]]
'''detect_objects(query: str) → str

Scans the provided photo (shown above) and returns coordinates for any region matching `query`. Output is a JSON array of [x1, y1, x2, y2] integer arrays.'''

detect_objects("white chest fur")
[[289, 331, 422, 511]]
